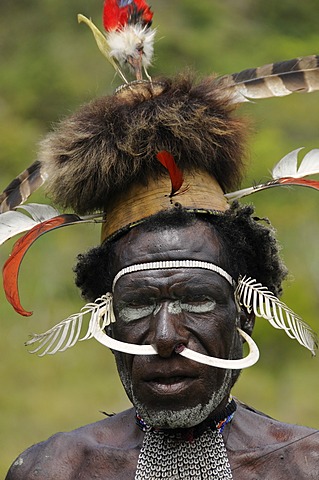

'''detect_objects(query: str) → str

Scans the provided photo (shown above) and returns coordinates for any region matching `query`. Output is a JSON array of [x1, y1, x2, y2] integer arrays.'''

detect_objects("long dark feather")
[[0, 161, 47, 213], [217, 55, 319, 102]]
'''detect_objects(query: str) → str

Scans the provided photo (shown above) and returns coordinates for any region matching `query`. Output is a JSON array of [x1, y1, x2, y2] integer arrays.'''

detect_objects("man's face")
[[110, 220, 241, 428]]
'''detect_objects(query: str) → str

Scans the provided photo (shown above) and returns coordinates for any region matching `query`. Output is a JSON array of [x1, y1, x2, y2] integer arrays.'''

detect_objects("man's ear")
[[238, 310, 255, 336]]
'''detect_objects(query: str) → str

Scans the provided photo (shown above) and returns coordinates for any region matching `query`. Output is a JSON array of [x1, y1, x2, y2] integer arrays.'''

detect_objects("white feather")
[[295, 149, 319, 177], [272, 148, 319, 179], [272, 148, 302, 179], [0, 203, 60, 246], [107, 24, 155, 68], [225, 147, 319, 201], [236, 276, 317, 354]]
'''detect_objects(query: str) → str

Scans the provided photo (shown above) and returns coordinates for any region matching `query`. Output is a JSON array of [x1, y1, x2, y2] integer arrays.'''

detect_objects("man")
[[5, 207, 319, 479], [3, 75, 319, 478]]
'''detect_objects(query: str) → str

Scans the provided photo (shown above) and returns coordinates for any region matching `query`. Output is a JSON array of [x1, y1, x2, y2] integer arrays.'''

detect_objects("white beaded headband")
[[112, 260, 234, 291], [25, 260, 317, 369]]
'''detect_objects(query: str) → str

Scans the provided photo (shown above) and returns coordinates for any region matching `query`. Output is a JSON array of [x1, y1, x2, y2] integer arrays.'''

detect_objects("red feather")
[[278, 177, 319, 190], [3, 214, 80, 317], [103, 0, 153, 32], [156, 151, 185, 197]]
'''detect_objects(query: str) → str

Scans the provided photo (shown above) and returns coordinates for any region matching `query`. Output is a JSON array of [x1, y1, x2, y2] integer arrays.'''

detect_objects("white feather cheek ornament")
[[235, 276, 317, 355]]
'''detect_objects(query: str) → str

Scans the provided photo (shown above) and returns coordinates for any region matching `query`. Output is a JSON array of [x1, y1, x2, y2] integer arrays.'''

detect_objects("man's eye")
[[180, 298, 216, 314], [117, 304, 155, 323]]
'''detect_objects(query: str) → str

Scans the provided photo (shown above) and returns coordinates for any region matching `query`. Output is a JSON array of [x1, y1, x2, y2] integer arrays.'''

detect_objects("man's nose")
[[149, 301, 189, 358]]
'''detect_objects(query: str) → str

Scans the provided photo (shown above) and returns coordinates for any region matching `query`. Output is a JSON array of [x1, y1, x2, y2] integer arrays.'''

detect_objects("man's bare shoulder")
[[230, 400, 319, 479], [5, 408, 140, 480]]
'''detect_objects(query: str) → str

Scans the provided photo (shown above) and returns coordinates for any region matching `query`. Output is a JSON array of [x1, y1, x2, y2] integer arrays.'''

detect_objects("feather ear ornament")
[[236, 276, 318, 355], [225, 148, 319, 201]]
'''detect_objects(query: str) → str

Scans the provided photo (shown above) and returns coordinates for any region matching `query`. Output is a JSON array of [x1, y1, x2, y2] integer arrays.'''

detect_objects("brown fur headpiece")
[[39, 74, 248, 215]]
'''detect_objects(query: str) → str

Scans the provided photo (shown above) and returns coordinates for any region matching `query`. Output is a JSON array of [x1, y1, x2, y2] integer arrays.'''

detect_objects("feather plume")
[[217, 55, 319, 103], [2, 212, 103, 316], [236, 276, 318, 354], [103, 0, 153, 32], [102, 0, 155, 80], [0, 203, 60, 246], [156, 150, 185, 197], [225, 148, 319, 201], [25, 294, 114, 356], [0, 161, 48, 213], [79, 0, 155, 82]]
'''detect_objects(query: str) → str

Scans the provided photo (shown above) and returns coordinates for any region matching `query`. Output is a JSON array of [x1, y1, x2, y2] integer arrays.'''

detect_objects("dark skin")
[[6, 221, 319, 479]]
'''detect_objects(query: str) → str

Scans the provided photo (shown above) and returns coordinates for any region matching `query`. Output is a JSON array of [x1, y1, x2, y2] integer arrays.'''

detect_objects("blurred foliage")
[[1, 0, 319, 476]]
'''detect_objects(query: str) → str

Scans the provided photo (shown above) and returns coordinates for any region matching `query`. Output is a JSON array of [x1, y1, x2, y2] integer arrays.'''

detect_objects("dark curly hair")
[[75, 202, 287, 302]]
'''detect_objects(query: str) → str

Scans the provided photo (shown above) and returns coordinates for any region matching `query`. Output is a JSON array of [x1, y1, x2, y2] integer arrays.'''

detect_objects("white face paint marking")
[[118, 299, 216, 323], [180, 300, 217, 314], [118, 304, 155, 323], [13, 457, 24, 467], [167, 301, 182, 314]]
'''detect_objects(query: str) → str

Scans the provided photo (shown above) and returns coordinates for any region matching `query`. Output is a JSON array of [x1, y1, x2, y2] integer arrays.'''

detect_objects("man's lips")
[[143, 372, 198, 395]]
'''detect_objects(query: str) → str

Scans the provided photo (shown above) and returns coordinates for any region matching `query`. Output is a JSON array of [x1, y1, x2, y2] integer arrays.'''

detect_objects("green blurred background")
[[1, 0, 319, 476]]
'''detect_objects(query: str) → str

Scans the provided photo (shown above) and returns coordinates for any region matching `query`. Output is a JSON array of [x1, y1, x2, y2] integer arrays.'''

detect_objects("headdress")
[[1, 1, 319, 365]]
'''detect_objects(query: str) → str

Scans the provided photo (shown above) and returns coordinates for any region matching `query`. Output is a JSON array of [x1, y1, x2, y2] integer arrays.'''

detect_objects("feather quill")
[[217, 55, 319, 103], [236, 276, 318, 354], [0, 161, 48, 213], [225, 148, 319, 201], [156, 150, 185, 197]]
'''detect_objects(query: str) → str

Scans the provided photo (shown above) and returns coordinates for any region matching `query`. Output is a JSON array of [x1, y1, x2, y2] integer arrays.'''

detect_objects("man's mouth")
[[145, 375, 197, 395]]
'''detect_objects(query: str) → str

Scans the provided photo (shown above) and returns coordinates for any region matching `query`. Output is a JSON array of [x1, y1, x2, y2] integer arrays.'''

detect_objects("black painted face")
[[110, 220, 243, 422]]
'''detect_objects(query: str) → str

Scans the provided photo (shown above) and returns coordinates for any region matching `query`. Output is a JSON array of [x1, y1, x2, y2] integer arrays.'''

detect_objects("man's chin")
[[118, 363, 233, 429], [132, 370, 232, 429]]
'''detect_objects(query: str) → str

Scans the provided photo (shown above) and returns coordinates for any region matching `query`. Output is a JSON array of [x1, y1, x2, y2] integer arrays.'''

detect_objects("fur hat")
[[39, 74, 248, 215]]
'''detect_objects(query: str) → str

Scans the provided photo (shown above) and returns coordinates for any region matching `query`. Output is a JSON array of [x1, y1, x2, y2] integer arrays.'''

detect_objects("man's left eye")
[[180, 298, 216, 314]]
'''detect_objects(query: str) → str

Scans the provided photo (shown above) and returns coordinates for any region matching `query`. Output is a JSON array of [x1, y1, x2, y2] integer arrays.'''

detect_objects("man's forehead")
[[112, 220, 227, 272]]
